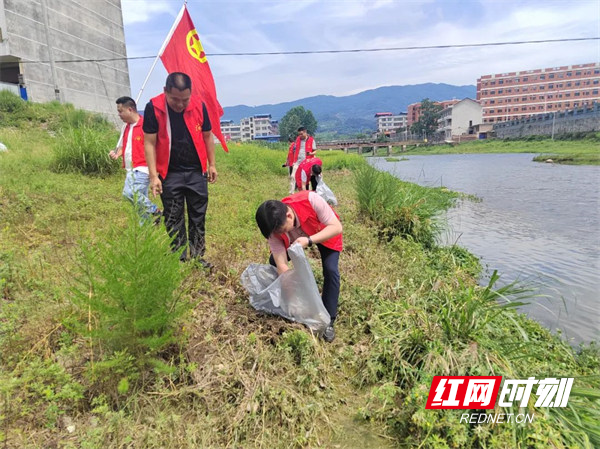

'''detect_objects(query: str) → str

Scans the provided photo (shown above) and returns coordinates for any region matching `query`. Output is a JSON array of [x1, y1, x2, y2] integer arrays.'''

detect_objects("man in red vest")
[[143, 72, 217, 268], [109, 96, 160, 222], [288, 126, 317, 194], [255, 191, 342, 342]]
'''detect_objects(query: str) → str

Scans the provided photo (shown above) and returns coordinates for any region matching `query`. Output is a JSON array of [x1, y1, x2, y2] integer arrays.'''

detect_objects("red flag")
[[160, 6, 229, 152]]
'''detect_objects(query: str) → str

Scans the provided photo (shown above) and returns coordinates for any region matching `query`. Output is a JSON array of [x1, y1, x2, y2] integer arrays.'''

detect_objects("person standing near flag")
[[109, 96, 161, 223], [143, 72, 216, 268]]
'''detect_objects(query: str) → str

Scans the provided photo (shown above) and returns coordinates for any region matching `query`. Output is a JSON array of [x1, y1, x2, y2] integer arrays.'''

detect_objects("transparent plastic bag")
[[315, 175, 338, 206], [241, 243, 330, 332]]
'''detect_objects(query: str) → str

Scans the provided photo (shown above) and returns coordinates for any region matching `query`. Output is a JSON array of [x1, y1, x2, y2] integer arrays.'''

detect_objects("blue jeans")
[[122, 170, 159, 220]]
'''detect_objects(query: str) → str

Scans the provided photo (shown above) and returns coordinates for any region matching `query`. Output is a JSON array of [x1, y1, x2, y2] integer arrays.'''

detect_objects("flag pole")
[[134, 1, 187, 104], [115, 2, 187, 149]]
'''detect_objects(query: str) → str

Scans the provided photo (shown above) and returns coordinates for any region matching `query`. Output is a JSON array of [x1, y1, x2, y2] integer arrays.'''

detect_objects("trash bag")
[[241, 243, 330, 333], [315, 175, 338, 206]]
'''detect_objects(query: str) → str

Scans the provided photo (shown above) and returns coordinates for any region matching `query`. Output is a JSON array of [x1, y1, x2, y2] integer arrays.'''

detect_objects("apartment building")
[[477, 62, 600, 123], [0, 0, 130, 116], [437, 98, 482, 141], [226, 114, 279, 142], [407, 100, 459, 127], [374, 112, 407, 135], [220, 120, 242, 141]]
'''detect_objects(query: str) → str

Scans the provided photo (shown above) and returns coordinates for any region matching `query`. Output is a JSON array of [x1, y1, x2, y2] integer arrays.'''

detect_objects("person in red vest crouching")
[[288, 126, 317, 194], [255, 190, 342, 342], [143, 72, 217, 268], [295, 156, 322, 191]]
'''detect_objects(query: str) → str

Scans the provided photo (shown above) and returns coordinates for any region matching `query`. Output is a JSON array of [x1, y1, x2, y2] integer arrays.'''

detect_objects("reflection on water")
[[369, 153, 600, 344]]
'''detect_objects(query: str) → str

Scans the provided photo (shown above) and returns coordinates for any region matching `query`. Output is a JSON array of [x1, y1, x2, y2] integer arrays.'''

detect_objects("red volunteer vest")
[[276, 191, 343, 252], [295, 156, 322, 190], [121, 116, 146, 169], [286, 142, 295, 166], [292, 135, 315, 164], [150, 93, 207, 178]]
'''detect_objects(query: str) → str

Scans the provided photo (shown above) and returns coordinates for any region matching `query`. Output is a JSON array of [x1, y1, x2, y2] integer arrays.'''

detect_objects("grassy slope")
[[1, 119, 599, 448]]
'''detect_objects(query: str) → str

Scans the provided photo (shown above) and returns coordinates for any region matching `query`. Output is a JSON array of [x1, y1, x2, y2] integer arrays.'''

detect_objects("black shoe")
[[322, 324, 335, 343]]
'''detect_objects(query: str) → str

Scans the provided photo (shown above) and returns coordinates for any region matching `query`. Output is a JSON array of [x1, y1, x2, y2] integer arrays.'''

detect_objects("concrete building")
[[0, 0, 130, 116], [238, 114, 279, 141], [374, 112, 407, 135], [407, 99, 459, 127], [477, 62, 600, 123], [437, 98, 482, 142], [220, 120, 242, 141]]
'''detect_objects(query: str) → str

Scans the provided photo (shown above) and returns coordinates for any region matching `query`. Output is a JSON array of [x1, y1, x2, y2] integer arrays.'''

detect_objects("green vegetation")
[[394, 135, 600, 165], [1, 97, 598, 448], [278, 106, 318, 141]]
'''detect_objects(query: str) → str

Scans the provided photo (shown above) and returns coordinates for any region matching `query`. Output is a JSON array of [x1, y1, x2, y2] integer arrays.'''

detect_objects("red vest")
[[295, 156, 322, 190], [121, 116, 146, 169], [292, 135, 314, 164], [286, 142, 295, 166], [150, 93, 207, 178], [276, 191, 343, 252]]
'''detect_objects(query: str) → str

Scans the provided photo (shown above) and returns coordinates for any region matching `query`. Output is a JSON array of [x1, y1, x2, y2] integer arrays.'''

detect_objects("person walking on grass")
[[255, 190, 342, 342], [143, 72, 217, 268], [109, 96, 161, 223], [288, 126, 316, 194]]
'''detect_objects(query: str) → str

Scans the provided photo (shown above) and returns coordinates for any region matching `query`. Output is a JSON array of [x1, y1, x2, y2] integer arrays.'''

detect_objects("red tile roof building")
[[407, 100, 459, 127]]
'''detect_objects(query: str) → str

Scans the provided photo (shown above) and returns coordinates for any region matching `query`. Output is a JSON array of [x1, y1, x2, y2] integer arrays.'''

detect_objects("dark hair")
[[311, 164, 322, 176], [255, 200, 288, 238], [116, 96, 136, 109], [288, 136, 295, 143], [297, 126, 306, 132], [165, 72, 192, 92]]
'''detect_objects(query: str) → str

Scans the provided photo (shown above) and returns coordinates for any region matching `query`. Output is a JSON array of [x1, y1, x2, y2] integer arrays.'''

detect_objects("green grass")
[[394, 136, 600, 165], [0, 100, 598, 448]]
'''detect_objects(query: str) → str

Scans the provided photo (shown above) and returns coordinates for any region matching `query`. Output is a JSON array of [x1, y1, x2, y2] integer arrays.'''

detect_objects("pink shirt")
[[268, 192, 335, 256]]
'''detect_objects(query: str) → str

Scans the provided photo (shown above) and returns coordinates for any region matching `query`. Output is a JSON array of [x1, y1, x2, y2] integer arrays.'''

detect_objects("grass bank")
[[0, 97, 599, 448], [380, 135, 600, 165]]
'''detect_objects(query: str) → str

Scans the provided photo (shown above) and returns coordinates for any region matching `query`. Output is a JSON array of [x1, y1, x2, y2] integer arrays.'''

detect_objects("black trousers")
[[160, 170, 208, 261], [269, 244, 340, 321]]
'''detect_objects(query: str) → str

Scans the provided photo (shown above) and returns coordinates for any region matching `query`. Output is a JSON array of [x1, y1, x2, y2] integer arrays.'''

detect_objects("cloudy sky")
[[121, 0, 599, 109]]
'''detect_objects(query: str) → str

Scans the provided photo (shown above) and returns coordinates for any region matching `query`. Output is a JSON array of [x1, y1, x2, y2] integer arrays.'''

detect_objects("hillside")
[[222, 83, 476, 135], [0, 93, 598, 448]]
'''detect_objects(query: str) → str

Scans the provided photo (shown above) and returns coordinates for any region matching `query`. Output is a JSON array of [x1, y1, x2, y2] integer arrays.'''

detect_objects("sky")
[[121, 0, 600, 110]]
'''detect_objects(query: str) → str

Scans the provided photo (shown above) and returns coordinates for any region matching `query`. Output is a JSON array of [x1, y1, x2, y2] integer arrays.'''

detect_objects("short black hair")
[[311, 164, 322, 176], [116, 96, 136, 109], [297, 126, 306, 132], [165, 72, 192, 92], [255, 200, 288, 238]]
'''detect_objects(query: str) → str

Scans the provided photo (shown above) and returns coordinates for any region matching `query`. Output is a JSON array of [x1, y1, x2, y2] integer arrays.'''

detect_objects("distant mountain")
[[222, 83, 476, 136]]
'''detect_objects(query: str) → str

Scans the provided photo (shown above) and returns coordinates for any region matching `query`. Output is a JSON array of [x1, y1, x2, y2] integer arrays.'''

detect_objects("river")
[[369, 153, 600, 344]]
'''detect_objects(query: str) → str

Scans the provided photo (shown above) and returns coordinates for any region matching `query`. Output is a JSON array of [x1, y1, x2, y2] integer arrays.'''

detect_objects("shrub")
[[354, 164, 457, 246], [52, 125, 120, 176], [71, 209, 190, 359]]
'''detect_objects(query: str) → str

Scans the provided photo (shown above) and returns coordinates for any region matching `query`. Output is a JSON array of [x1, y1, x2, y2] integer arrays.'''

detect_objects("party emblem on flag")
[[186, 29, 207, 63]]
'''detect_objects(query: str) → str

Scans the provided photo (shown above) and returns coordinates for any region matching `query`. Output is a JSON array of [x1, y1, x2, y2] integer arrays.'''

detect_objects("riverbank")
[[0, 97, 599, 448], [385, 136, 600, 165]]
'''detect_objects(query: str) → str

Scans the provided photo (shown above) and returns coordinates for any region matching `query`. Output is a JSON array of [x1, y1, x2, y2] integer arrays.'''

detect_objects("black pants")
[[270, 244, 340, 321], [160, 170, 208, 261]]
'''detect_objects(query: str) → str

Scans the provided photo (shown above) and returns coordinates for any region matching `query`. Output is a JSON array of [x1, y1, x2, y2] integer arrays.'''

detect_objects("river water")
[[369, 153, 600, 344]]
